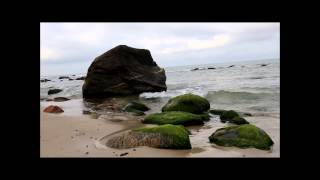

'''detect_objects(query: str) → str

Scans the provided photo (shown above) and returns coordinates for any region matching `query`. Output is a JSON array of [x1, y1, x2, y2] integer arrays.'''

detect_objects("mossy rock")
[[209, 109, 227, 115], [220, 110, 239, 120], [162, 93, 210, 114], [106, 124, 192, 149], [122, 102, 149, 116], [128, 109, 145, 116], [143, 111, 209, 126], [209, 124, 274, 150], [220, 110, 249, 125], [230, 116, 249, 125], [123, 101, 150, 112], [48, 89, 62, 95]]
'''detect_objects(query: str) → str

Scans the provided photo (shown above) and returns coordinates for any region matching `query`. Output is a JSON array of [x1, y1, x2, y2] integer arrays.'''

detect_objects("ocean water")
[[41, 59, 279, 115]]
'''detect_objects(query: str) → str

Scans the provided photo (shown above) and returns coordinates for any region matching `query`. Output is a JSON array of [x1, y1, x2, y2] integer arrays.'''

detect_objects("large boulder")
[[106, 124, 192, 149], [82, 45, 167, 98], [142, 111, 209, 126], [209, 124, 274, 150], [162, 93, 210, 114]]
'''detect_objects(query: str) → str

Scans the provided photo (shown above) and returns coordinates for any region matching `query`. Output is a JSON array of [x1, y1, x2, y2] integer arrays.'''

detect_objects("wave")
[[205, 90, 279, 104]]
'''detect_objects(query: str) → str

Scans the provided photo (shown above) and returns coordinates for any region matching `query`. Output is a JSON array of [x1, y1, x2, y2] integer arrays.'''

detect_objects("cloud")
[[159, 34, 231, 54], [40, 23, 279, 75]]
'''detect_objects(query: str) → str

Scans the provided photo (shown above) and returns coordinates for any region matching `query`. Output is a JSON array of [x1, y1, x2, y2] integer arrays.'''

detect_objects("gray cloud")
[[41, 23, 279, 75]]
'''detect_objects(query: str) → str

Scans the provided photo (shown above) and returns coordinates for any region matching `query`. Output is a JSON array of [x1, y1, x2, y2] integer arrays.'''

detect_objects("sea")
[[41, 58, 279, 116]]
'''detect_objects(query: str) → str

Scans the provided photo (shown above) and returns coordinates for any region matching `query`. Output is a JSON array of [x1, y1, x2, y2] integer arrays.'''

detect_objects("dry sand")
[[40, 100, 279, 158]]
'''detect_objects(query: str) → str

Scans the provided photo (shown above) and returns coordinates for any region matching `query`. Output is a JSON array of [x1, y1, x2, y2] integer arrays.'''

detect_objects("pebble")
[[120, 152, 129, 156], [85, 152, 89, 155]]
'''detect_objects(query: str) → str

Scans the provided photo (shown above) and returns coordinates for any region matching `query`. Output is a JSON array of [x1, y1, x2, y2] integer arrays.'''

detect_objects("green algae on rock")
[[230, 116, 249, 125], [122, 101, 150, 116], [106, 124, 192, 149], [220, 110, 249, 125], [162, 93, 210, 114], [220, 110, 239, 121], [209, 109, 227, 115], [209, 124, 274, 150], [142, 111, 209, 126]]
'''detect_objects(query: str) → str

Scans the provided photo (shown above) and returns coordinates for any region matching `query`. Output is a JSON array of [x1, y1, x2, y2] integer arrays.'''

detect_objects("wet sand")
[[40, 100, 279, 157]]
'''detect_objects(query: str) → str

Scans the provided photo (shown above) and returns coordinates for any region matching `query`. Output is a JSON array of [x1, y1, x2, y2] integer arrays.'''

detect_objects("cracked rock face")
[[82, 45, 167, 99]]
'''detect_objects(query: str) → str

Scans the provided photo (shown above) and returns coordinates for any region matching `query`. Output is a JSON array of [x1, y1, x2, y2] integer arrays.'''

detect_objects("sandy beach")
[[40, 100, 279, 157]]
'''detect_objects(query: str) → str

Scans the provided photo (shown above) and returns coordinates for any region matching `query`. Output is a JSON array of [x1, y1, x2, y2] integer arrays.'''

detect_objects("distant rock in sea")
[[59, 76, 69, 79], [260, 64, 268, 67], [228, 65, 235, 68], [40, 79, 51, 83], [53, 97, 70, 102], [82, 45, 167, 98], [75, 76, 86, 80], [207, 67, 216, 70], [48, 89, 62, 95], [191, 67, 206, 71]]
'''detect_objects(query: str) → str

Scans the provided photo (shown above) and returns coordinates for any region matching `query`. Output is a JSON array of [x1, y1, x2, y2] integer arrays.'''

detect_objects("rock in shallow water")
[[43, 105, 64, 113], [143, 111, 209, 126], [76, 76, 86, 80], [209, 109, 227, 115], [209, 124, 274, 150], [48, 89, 62, 95], [82, 45, 167, 98], [162, 93, 210, 114], [122, 101, 150, 116], [220, 110, 249, 125], [53, 97, 70, 102], [40, 79, 51, 82], [106, 124, 192, 149]]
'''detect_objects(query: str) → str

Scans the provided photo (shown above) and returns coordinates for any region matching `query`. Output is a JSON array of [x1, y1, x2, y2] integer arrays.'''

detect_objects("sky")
[[41, 23, 280, 76]]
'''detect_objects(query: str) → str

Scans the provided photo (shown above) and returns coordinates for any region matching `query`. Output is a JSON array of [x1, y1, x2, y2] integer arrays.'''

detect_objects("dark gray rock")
[[82, 45, 167, 98]]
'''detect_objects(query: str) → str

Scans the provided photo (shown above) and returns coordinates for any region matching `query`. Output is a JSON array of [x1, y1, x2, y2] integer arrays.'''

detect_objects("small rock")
[[207, 67, 216, 70], [120, 152, 129, 156], [228, 65, 235, 68], [85, 152, 89, 155], [43, 105, 64, 113], [133, 149, 136, 151]]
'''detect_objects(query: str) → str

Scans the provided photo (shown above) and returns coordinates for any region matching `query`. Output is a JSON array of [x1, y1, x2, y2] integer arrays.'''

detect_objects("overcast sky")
[[40, 23, 280, 76]]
